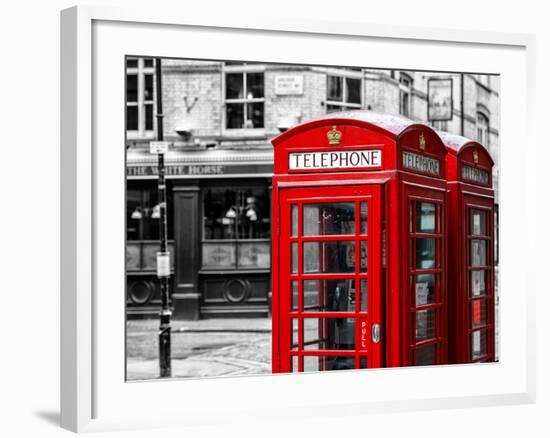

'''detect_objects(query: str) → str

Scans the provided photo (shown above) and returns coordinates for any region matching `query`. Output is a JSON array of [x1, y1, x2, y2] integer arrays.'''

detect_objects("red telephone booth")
[[271, 111, 449, 373], [442, 132, 496, 364]]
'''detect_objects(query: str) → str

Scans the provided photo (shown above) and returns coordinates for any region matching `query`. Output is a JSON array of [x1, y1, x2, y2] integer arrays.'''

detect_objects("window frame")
[[222, 62, 266, 134], [476, 111, 490, 148], [126, 57, 156, 139], [399, 72, 413, 118], [325, 68, 364, 113]]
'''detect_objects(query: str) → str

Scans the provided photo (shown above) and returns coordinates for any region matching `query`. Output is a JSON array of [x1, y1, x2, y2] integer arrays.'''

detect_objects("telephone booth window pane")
[[415, 344, 436, 366], [291, 281, 299, 311], [291, 205, 298, 237], [415, 309, 436, 341], [471, 270, 486, 296], [471, 299, 487, 328], [471, 240, 487, 266], [360, 241, 368, 272], [303, 318, 355, 350], [292, 356, 299, 372], [471, 209, 487, 236], [303, 241, 355, 273], [291, 319, 299, 350], [303, 203, 355, 236], [360, 279, 368, 312], [304, 356, 355, 372], [415, 274, 435, 305], [359, 357, 368, 369], [360, 202, 368, 234], [416, 238, 435, 269], [303, 279, 357, 312], [291, 242, 298, 274], [471, 329, 487, 360], [415, 202, 436, 233]]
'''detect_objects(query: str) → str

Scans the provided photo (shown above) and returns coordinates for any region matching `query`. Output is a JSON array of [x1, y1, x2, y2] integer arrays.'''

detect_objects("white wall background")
[[0, 1, 547, 437]]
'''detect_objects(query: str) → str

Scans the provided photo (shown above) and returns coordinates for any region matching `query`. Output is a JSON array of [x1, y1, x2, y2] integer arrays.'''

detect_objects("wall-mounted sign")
[[126, 164, 274, 178], [149, 141, 170, 154], [275, 74, 304, 95], [402, 151, 440, 176], [289, 149, 382, 171], [427, 78, 453, 121], [462, 165, 489, 185]]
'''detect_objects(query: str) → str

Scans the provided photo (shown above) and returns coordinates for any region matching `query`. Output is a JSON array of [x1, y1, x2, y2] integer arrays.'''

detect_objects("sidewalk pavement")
[[126, 318, 272, 380]]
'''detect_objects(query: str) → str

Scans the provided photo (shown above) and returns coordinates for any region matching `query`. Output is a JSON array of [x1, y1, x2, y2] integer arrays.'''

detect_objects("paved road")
[[126, 318, 271, 380]]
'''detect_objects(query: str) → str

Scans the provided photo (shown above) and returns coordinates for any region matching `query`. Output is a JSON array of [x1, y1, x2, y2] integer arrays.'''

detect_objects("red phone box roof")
[[272, 110, 447, 179], [440, 131, 494, 188]]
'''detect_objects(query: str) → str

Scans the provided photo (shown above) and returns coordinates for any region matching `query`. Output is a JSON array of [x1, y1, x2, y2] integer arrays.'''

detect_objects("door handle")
[[372, 323, 381, 343]]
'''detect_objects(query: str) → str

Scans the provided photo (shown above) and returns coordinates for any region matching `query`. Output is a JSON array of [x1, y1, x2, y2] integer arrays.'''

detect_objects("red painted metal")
[[271, 111, 449, 372], [442, 132, 496, 364]]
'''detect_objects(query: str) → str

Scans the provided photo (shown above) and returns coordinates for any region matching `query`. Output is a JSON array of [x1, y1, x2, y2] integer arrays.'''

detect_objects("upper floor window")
[[399, 72, 413, 117], [224, 63, 265, 129], [476, 112, 490, 147], [326, 69, 362, 113], [126, 57, 155, 137]]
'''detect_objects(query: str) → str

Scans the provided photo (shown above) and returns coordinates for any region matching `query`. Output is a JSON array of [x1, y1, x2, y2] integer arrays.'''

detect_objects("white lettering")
[[289, 149, 382, 171]]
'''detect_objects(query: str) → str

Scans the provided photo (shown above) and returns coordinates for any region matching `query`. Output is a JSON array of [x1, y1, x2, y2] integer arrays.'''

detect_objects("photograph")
[[125, 57, 500, 380]]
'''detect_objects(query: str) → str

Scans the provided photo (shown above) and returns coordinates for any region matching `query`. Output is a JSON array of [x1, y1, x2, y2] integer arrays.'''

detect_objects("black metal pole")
[[155, 57, 172, 378], [460, 73, 465, 136]]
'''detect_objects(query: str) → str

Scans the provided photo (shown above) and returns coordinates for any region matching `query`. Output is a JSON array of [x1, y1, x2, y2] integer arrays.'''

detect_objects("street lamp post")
[[153, 57, 172, 378]]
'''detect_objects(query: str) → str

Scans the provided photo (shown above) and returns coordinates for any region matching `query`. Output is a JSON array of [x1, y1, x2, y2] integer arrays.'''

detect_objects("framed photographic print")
[[61, 5, 536, 433]]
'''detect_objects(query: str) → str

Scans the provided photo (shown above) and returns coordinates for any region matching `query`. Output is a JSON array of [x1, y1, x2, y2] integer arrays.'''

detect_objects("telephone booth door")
[[276, 184, 383, 372]]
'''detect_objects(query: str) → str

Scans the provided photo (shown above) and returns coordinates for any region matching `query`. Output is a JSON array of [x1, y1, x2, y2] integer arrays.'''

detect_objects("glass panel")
[[126, 243, 141, 271], [142, 243, 162, 271], [416, 238, 435, 269], [359, 357, 368, 369], [471, 299, 487, 328], [246, 72, 264, 98], [327, 76, 343, 101], [415, 309, 436, 342], [303, 241, 355, 273], [303, 318, 355, 350], [415, 273, 435, 306], [345, 77, 361, 104], [145, 104, 154, 131], [246, 102, 264, 128], [360, 279, 368, 312], [360, 240, 368, 272], [326, 104, 342, 113], [144, 74, 154, 101], [360, 202, 368, 234], [127, 190, 141, 240], [302, 279, 356, 312], [292, 356, 299, 372], [471, 239, 487, 266], [226, 73, 244, 99], [415, 344, 436, 366], [226, 103, 244, 128], [416, 202, 436, 233], [291, 205, 298, 237], [471, 329, 487, 360], [303, 203, 355, 236], [143, 58, 154, 68], [291, 242, 298, 274], [126, 74, 138, 102], [471, 270, 486, 297], [471, 209, 487, 236], [291, 281, 299, 311], [126, 58, 138, 68], [126, 105, 138, 130], [203, 187, 270, 240], [291, 319, 299, 350], [238, 242, 270, 269], [304, 356, 355, 372], [201, 242, 236, 269]]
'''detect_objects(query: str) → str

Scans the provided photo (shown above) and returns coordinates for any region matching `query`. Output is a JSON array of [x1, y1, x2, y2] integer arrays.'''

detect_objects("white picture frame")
[[60, 5, 536, 433]]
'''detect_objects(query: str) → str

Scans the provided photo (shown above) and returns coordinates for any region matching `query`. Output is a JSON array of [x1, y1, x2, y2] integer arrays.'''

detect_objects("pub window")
[[202, 185, 270, 270], [224, 63, 265, 129], [399, 72, 413, 118], [476, 112, 490, 147], [326, 69, 362, 113], [126, 184, 174, 273], [126, 57, 155, 137]]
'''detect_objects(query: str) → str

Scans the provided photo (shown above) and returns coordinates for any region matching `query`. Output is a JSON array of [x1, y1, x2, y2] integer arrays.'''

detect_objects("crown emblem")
[[473, 150, 479, 164], [327, 126, 342, 146], [419, 133, 426, 151]]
